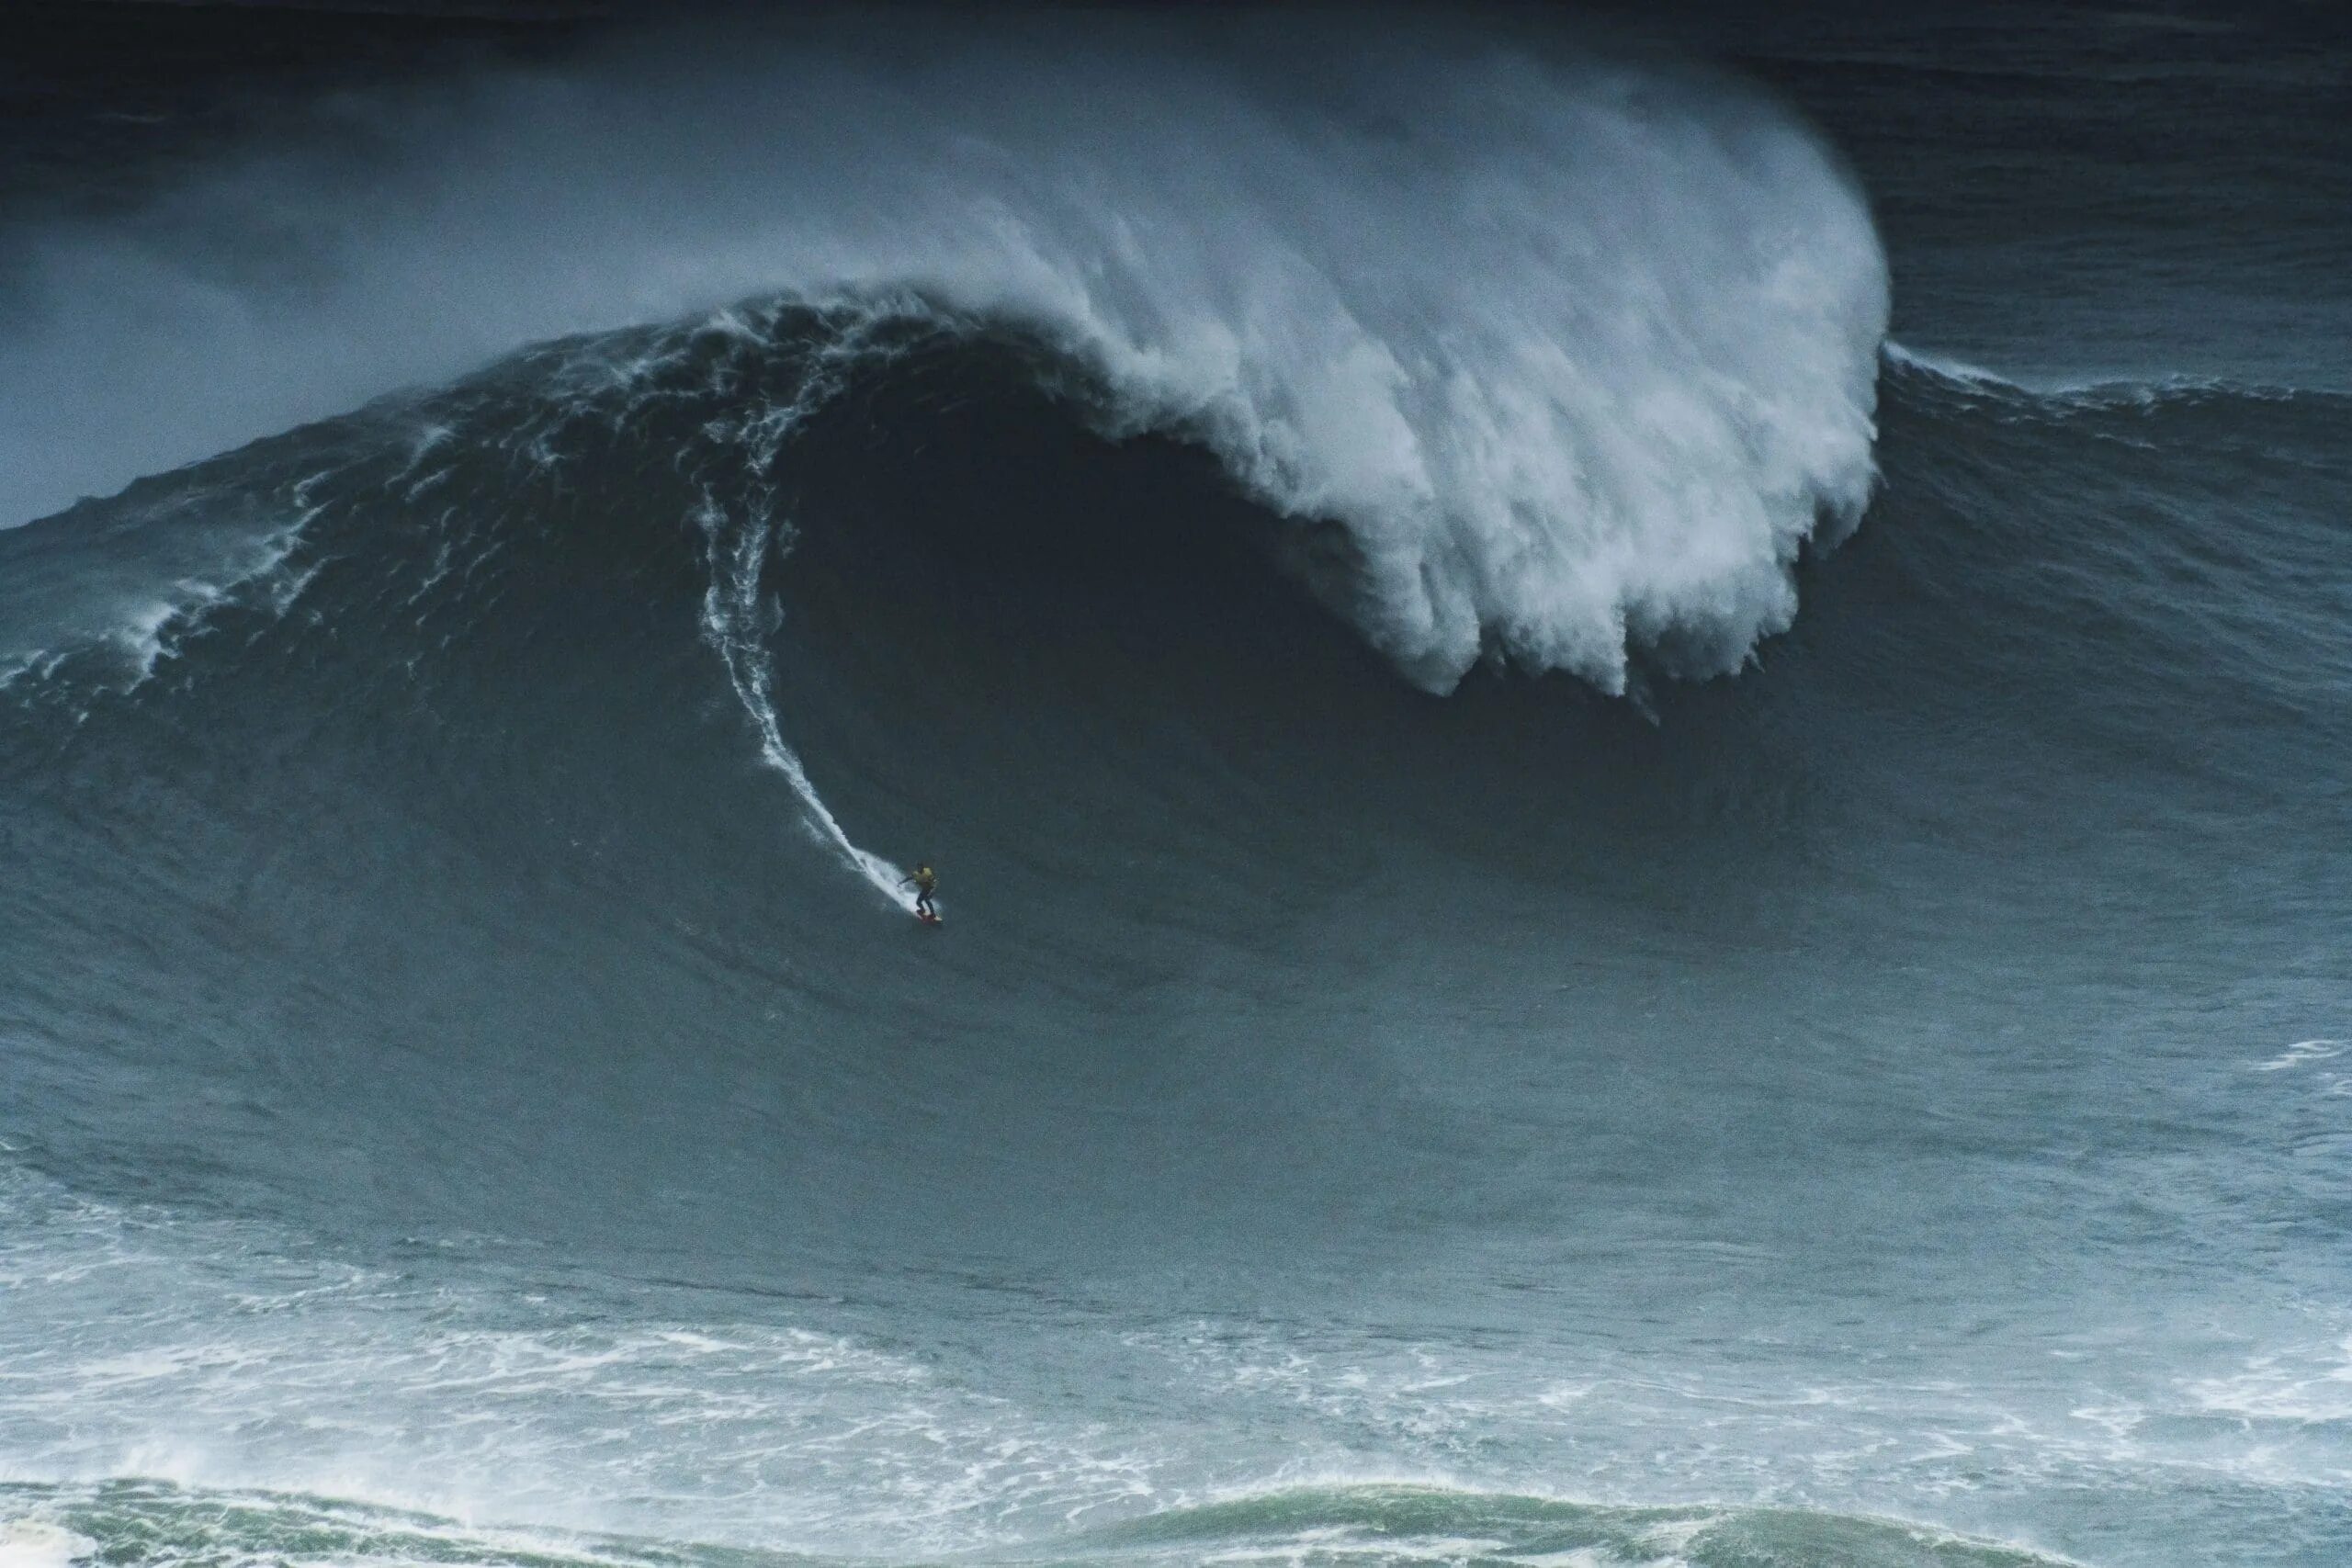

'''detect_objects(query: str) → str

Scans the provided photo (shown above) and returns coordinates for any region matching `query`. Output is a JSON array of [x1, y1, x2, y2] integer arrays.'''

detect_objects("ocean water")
[[1, 7, 2346, 1568]]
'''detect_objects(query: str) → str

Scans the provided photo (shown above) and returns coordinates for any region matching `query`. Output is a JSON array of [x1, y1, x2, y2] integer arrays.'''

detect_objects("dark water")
[[1, 8, 2346, 1568]]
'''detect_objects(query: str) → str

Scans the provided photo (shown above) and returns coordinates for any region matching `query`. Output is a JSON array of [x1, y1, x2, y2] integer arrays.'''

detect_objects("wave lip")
[[1017, 60, 1892, 693]]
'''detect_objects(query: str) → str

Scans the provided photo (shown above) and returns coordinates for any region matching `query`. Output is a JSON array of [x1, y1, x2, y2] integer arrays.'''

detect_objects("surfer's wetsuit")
[[910, 866, 937, 917]]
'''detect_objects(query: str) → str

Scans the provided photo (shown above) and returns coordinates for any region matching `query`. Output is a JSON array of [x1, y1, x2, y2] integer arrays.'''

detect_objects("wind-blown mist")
[[0, 16, 1886, 690]]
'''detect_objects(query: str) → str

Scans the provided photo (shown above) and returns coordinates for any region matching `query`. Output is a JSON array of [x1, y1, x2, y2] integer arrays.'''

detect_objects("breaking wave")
[[0, 14, 1886, 693]]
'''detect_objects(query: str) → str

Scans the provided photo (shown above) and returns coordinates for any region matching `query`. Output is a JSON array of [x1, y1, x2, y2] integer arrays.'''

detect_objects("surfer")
[[906, 863, 938, 919]]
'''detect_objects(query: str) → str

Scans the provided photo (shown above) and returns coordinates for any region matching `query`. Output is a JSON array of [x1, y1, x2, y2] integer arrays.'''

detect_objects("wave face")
[[0, 14, 1885, 691], [2, 10, 2349, 1568]]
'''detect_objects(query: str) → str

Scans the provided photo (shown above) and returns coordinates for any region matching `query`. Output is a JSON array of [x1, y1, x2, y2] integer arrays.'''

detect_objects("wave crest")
[[2, 16, 1885, 692]]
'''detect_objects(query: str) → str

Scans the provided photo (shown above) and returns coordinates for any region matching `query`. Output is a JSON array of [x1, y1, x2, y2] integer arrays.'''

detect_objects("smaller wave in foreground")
[[0, 1479, 2076, 1568]]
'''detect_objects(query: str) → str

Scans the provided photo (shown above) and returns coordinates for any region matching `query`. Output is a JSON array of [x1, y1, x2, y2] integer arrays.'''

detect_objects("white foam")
[[0, 506, 319, 701], [0, 1522, 94, 1568], [1882, 341, 2302, 411], [1200, 1532, 1514, 1565], [1, 17, 1886, 693], [2250, 1039, 2346, 1072], [1881, 340, 2017, 388], [2188, 1335, 2352, 1426]]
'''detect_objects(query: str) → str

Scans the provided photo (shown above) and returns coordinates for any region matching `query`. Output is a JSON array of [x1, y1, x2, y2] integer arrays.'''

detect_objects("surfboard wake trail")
[[690, 330, 918, 913]]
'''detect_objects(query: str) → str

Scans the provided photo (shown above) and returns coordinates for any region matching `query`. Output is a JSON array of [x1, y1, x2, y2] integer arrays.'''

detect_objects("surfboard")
[[916, 909, 943, 927]]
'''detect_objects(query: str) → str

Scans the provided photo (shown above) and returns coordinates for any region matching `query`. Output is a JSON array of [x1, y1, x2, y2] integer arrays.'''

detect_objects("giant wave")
[[6, 12, 2350, 1568]]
